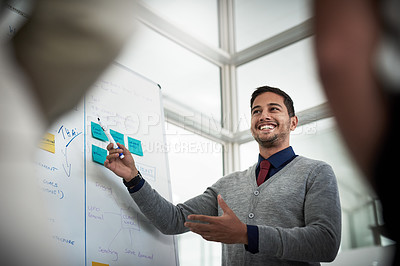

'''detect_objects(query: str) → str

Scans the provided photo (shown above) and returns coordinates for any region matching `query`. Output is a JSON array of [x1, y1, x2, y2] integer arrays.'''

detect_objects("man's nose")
[[260, 110, 272, 121]]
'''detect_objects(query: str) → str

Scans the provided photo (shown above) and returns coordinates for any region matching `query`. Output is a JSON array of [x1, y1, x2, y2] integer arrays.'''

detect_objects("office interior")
[[4, 0, 396, 265]]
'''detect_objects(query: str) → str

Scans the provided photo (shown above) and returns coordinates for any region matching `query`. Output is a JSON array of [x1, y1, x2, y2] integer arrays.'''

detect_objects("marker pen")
[[97, 118, 124, 159]]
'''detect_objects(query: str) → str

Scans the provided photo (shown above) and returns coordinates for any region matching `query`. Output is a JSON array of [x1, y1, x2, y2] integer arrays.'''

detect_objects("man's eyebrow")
[[251, 103, 283, 112], [251, 105, 261, 112], [268, 103, 283, 108]]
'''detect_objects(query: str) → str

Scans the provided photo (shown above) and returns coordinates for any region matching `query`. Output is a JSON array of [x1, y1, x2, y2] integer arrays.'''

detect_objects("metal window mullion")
[[218, 0, 241, 174]]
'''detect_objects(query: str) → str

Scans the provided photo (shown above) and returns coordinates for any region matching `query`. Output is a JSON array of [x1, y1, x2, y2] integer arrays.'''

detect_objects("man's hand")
[[184, 195, 248, 244], [104, 143, 138, 182]]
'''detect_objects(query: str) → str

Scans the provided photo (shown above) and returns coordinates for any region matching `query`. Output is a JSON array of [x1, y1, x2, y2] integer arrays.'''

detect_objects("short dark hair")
[[250, 86, 295, 117]]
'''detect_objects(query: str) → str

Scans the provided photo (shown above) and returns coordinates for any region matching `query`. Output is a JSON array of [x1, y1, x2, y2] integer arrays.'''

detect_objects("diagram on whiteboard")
[[34, 63, 178, 266]]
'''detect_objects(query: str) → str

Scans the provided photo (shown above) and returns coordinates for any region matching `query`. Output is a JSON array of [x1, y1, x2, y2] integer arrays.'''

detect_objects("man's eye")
[[252, 110, 261, 115]]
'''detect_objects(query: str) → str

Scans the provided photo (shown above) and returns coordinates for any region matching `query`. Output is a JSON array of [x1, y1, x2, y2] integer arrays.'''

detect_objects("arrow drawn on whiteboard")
[[57, 125, 82, 178], [61, 147, 71, 177]]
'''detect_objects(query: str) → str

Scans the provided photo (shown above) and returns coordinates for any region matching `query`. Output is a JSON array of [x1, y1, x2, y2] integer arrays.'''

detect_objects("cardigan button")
[[248, 213, 254, 219], [254, 190, 260, 196]]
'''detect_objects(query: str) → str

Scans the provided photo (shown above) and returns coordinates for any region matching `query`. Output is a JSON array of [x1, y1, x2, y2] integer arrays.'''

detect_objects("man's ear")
[[290, 116, 298, 131]]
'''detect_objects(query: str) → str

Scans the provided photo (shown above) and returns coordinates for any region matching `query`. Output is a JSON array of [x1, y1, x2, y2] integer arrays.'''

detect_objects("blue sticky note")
[[128, 137, 143, 156], [92, 145, 107, 165], [110, 129, 125, 146], [91, 122, 108, 141]]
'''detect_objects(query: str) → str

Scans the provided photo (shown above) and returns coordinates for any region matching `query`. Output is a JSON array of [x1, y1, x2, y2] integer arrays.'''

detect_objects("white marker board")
[[34, 62, 178, 266]]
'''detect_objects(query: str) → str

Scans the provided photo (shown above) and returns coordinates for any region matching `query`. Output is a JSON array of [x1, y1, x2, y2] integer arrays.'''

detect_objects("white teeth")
[[260, 125, 275, 130]]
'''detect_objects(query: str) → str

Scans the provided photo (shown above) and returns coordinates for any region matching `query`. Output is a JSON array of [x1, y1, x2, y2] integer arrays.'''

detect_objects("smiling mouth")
[[258, 124, 276, 131]]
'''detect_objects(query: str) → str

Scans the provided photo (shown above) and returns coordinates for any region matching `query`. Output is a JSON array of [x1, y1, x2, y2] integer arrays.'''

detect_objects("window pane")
[[234, 0, 312, 51], [236, 38, 326, 131], [165, 122, 223, 266], [239, 140, 259, 171], [165, 122, 223, 202], [144, 0, 219, 47], [117, 23, 221, 122]]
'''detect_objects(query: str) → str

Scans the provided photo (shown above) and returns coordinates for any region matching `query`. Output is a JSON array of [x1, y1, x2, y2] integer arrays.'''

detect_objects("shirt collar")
[[257, 146, 296, 169]]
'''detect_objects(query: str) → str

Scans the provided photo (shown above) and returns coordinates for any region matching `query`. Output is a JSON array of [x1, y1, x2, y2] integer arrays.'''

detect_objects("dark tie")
[[257, 160, 271, 186]]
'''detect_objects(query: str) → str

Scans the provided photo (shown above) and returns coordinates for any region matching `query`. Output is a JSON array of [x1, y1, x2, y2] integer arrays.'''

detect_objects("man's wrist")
[[242, 223, 249, 245], [123, 171, 142, 189], [122, 168, 138, 182]]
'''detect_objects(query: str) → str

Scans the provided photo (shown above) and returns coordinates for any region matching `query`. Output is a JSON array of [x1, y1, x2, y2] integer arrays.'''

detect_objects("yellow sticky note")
[[92, 262, 109, 266], [39, 133, 55, 153]]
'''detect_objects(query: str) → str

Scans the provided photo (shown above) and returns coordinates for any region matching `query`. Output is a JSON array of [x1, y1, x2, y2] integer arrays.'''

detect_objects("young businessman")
[[105, 86, 341, 265]]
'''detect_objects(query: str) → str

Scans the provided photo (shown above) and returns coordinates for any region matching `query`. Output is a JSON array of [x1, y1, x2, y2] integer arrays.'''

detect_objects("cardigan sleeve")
[[257, 164, 341, 262], [130, 180, 219, 235]]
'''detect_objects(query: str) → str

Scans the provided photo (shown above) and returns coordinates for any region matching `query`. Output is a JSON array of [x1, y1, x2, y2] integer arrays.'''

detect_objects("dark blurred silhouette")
[[314, 0, 399, 264]]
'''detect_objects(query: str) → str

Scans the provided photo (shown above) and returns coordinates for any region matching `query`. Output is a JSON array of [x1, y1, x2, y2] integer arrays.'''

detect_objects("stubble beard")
[[254, 133, 280, 148], [252, 122, 291, 149]]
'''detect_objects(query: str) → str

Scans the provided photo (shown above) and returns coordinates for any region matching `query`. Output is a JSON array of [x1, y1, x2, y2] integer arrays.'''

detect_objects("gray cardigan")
[[131, 156, 341, 265]]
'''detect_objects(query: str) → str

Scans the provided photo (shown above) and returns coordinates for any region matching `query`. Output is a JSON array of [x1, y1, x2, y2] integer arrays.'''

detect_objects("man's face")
[[250, 92, 297, 149]]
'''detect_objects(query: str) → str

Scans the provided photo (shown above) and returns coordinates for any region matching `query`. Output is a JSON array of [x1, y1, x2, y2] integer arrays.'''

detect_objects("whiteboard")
[[34, 63, 178, 266]]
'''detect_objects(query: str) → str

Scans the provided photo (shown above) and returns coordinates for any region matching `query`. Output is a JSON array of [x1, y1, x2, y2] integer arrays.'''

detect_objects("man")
[[105, 86, 341, 265]]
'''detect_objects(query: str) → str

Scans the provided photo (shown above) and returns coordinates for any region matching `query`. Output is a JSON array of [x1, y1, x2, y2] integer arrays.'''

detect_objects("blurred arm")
[[12, 0, 137, 123], [314, 0, 388, 180]]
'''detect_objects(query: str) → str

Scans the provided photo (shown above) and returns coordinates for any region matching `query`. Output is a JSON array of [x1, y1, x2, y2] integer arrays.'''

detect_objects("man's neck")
[[259, 144, 290, 159]]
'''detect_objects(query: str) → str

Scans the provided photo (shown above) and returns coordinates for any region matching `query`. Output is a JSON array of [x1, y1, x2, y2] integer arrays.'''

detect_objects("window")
[[144, 0, 219, 47], [236, 38, 326, 131], [116, 23, 222, 123], [165, 122, 223, 266], [234, 0, 312, 51]]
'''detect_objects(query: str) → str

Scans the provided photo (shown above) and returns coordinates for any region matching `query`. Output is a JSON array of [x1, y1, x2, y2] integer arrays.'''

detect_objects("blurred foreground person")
[[314, 0, 400, 264], [0, 0, 137, 264]]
